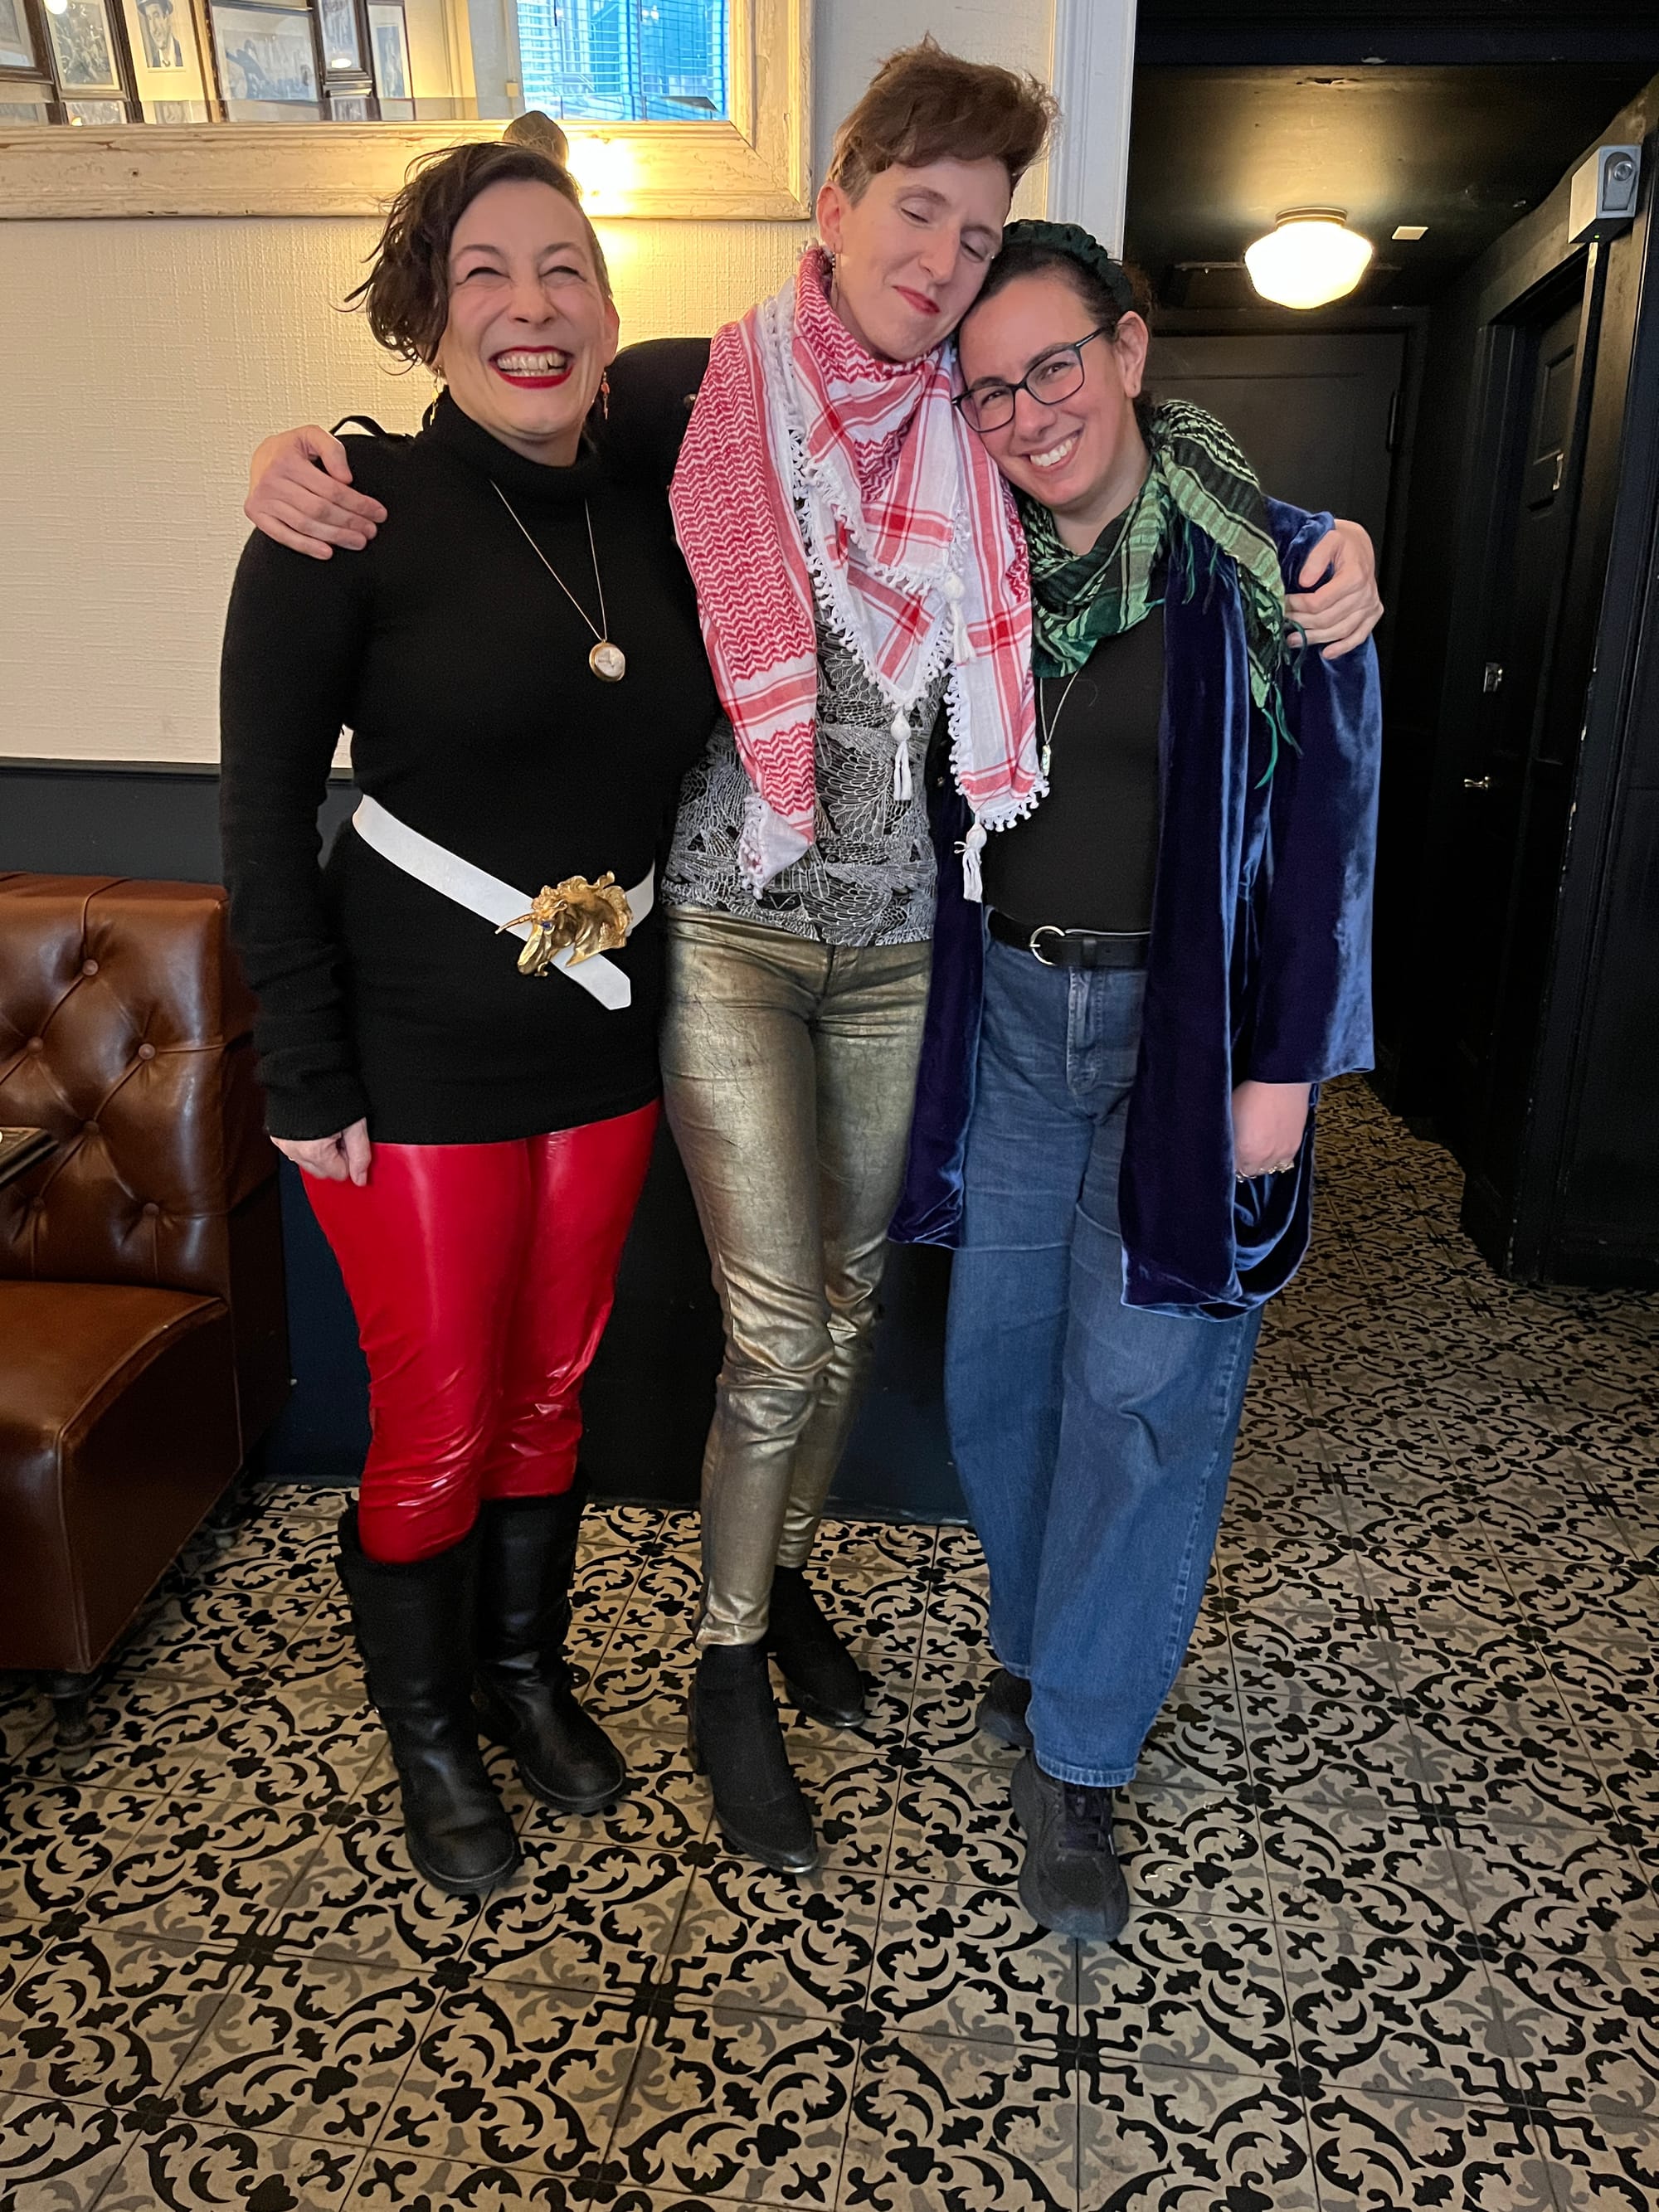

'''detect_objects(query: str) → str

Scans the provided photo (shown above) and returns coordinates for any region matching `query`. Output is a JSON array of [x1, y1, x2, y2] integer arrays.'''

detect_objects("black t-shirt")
[[981, 609, 1165, 935], [219, 393, 719, 1145]]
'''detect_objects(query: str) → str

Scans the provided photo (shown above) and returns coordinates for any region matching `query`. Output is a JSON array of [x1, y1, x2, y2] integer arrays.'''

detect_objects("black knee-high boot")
[[335, 1507, 519, 1897], [472, 1489, 627, 1815]]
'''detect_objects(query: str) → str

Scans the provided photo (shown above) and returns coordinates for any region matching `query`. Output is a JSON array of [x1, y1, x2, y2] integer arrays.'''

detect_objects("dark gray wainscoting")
[[0, 760, 966, 1520]]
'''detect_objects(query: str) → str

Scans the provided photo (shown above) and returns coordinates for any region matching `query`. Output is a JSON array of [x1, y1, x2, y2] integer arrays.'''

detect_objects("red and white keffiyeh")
[[669, 246, 1040, 892]]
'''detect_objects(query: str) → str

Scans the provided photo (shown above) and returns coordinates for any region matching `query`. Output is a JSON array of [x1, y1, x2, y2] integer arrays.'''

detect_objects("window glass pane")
[[514, 0, 727, 122]]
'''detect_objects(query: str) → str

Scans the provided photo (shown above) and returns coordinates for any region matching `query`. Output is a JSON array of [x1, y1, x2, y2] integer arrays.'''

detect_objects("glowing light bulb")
[[1244, 211, 1374, 309]]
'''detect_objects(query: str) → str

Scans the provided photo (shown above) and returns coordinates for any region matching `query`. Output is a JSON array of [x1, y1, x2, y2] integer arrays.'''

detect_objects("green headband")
[[995, 219, 1138, 318]]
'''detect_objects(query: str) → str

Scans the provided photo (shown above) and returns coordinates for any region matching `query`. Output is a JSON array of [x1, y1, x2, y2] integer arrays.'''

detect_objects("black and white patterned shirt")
[[664, 621, 949, 947]]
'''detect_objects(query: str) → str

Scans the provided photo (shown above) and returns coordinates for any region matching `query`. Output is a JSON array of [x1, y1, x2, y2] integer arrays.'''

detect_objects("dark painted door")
[[1443, 285, 1586, 1199], [1152, 332, 1404, 552]]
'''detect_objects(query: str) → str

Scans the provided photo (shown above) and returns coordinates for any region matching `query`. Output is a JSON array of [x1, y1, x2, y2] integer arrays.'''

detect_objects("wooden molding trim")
[[0, 0, 810, 219]]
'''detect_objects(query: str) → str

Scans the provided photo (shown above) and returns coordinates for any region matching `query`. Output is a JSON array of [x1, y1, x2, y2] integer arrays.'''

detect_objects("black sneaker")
[[1010, 1751, 1129, 1942], [975, 1667, 1034, 1749]]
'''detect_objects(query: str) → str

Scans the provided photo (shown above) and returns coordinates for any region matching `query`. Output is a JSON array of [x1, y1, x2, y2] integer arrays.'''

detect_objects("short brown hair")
[[827, 37, 1058, 203], [350, 131, 611, 367]]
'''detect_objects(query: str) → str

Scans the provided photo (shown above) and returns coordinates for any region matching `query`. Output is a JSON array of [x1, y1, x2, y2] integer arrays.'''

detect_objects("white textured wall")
[[0, 218, 805, 764], [817, 0, 1055, 207], [1, 0, 1054, 766]]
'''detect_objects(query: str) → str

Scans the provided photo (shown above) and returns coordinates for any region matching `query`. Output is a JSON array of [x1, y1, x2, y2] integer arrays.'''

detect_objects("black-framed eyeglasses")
[[953, 326, 1112, 435]]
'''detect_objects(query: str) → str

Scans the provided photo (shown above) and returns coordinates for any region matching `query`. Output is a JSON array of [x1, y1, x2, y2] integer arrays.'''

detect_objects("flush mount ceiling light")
[[1244, 210, 1374, 309]]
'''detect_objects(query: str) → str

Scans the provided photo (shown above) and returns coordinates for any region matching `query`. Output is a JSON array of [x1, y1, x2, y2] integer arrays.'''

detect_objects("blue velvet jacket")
[[890, 500, 1383, 1319]]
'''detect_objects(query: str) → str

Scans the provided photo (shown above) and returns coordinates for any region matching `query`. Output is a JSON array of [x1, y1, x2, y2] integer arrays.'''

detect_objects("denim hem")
[[1037, 1755, 1138, 1790]]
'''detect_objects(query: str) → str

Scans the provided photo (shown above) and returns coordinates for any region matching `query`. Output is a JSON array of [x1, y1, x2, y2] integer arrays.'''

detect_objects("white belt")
[[352, 795, 653, 1012]]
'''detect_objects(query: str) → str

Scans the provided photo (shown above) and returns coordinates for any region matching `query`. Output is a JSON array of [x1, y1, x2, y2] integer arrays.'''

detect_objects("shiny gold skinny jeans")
[[659, 908, 932, 1646]]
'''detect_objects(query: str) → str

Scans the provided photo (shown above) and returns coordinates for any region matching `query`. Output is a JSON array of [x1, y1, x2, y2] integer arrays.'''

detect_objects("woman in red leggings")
[[218, 135, 717, 1894]]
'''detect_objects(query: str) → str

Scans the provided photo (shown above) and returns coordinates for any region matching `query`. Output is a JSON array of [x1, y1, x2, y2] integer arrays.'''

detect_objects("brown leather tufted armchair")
[[0, 873, 289, 1733]]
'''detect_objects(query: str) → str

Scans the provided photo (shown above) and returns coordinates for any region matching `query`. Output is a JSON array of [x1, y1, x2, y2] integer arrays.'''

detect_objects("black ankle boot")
[[1010, 1751, 1129, 1942], [335, 1508, 519, 1898], [766, 1564, 866, 1726], [976, 1668, 1034, 1749], [473, 1490, 626, 1816], [688, 1641, 819, 1873]]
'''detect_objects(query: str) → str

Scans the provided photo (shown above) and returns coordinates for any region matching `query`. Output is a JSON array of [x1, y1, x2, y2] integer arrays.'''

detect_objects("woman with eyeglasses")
[[894, 222, 1383, 1941]]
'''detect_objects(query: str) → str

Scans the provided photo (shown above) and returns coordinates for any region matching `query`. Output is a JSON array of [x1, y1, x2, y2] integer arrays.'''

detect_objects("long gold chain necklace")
[[491, 482, 625, 683]]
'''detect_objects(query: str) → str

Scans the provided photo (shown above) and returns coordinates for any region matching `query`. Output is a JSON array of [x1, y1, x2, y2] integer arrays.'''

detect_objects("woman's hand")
[[245, 427, 387, 560], [1232, 1080, 1311, 1179], [273, 1120, 372, 1185], [1284, 518, 1382, 659]]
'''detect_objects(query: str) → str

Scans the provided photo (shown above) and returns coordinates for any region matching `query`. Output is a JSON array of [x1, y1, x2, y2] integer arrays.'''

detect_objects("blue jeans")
[[945, 940, 1262, 1788]]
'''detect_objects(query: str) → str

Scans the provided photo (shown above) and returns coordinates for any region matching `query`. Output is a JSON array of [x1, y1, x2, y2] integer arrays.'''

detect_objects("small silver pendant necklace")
[[1036, 665, 1085, 780], [491, 481, 625, 682]]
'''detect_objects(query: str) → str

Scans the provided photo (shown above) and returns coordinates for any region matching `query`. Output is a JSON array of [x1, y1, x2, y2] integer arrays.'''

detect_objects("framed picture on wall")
[[43, 0, 124, 93], [119, 0, 210, 119], [0, 0, 37, 73], [208, 0, 320, 119], [316, 0, 359, 72], [366, 1, 408, 116]]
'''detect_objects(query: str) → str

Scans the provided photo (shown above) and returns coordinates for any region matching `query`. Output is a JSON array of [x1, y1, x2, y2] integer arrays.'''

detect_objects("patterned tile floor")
[[2, 1078, 1658, 2211]]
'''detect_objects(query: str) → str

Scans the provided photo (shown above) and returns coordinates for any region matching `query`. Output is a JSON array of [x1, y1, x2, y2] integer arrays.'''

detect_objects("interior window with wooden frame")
[[0, 0, 809, 217]]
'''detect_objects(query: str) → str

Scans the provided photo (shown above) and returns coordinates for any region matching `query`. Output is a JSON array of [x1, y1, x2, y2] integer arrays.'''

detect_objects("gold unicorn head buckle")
[[499, 873, 632, 976]]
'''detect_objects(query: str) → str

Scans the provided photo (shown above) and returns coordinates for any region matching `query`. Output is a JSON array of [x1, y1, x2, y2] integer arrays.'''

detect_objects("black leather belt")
[[989, 908, 1150, 970]]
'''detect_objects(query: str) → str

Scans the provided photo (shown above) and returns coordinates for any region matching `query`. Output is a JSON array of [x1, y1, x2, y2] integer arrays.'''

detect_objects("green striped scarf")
[[1021, 397, 1293, 751]]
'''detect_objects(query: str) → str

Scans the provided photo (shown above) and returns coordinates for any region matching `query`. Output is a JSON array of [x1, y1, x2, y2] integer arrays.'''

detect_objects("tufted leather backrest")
[[0, 874, 274, 1300]]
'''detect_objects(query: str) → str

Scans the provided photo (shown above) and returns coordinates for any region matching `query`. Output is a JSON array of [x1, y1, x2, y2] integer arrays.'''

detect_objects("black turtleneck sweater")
[[219, 394, 718, 1145]]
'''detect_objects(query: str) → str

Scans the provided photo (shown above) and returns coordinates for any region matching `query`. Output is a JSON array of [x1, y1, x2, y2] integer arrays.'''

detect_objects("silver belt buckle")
[[1029, 925, 1067, 968]]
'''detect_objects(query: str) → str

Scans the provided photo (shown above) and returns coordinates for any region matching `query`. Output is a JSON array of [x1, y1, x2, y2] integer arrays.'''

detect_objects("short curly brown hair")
[[349, 133, 611, 368], [827, 37, 1058, 205]]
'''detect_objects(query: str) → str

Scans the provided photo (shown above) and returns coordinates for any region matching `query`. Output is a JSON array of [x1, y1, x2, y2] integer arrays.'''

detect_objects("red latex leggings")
[[305, 1103, 659, 1563]]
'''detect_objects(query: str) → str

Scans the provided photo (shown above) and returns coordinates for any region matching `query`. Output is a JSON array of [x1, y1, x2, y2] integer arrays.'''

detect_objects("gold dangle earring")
[[600, 370, 611, 422]]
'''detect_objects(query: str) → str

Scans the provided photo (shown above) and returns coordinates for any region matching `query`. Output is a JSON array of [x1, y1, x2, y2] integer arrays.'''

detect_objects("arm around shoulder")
[[605, 337, 713, 487], [244, 423, 390, 559]]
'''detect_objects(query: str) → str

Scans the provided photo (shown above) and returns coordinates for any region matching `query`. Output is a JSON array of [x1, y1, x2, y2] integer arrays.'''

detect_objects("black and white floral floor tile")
[[1079, 2064, 1319, 2212], [608, 2005, 855, 2206], [3, 1079, 1659, 2210], [97, 2124, 364, 2212], [839, 2031, 1076, 2212], [1304, 2088, 1552, 2212], [0, 2095, 133, 2212]]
